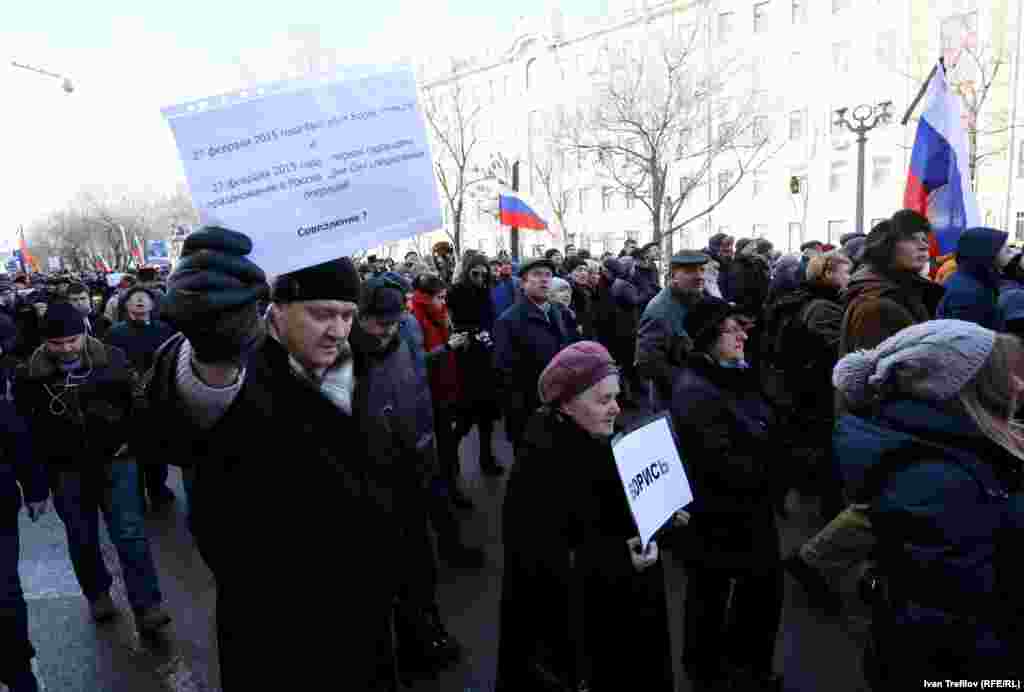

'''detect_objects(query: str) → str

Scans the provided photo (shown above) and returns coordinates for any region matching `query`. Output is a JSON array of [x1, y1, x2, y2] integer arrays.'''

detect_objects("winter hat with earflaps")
[[833, 319, 996, 410]]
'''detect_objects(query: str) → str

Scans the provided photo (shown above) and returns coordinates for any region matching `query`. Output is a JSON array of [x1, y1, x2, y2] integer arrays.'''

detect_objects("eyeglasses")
[[470, 269, 487, 277]]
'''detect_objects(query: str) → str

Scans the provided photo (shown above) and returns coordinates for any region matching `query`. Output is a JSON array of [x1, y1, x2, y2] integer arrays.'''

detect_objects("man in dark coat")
[[704, 232, 735, 300], [15, 302, 169, 634], [635, 252, 708, 409], [632, 242, 663, 311], [563, 256, 595, 339], [0, 347, 47, 692], [66, 282, 108, 340], [104, 286, 177, 509], [134, 228, 402, 690], [493, 257, 578, 448]]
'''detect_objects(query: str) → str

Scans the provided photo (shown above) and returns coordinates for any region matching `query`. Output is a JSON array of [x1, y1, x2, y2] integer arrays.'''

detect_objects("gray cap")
[[669, 251, 710, 268], [518, 257, 557, 277]]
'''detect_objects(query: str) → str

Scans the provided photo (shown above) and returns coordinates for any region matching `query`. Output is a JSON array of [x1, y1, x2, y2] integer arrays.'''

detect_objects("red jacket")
[[410, 291, 461, 404]]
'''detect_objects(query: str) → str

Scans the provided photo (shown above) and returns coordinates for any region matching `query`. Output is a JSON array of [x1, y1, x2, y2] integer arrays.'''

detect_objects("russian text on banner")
[[161, 66, 442, 277], [612, 414, 693, 549]]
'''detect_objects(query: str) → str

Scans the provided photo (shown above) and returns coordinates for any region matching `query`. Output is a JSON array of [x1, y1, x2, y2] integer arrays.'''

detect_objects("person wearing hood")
[[446, 255, 504, 477], [936, 226, 1019, 330], [497, 342, 675, 692], [727, 239, 773, 317], [668, 296, 783, 691], [832, 321, 1024, 686], [839, 210, 944, 359], [765, 254, 803, 305]]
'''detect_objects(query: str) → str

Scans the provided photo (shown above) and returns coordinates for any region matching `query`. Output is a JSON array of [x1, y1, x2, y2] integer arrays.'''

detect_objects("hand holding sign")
[[627, 537, 659, 572], [612, 414, 693, 549], [162, 67, 442, 278]]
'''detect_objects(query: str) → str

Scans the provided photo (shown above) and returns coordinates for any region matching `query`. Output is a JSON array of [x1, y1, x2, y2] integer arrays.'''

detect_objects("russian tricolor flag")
[[499, 194, 548, 230], [904, 61, 980, 256]]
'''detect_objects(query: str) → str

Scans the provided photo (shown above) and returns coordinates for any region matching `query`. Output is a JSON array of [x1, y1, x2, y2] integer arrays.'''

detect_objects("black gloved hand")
[[163, 227, 269, 364]]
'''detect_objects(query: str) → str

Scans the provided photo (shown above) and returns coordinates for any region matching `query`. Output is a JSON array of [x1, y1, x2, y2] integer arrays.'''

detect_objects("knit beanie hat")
[[272, 257, 361, 304], [833, 319, 996, 408], [165, 226, 268, 321], [538, 341, 620, 405], [42, 302, 86, 339], [360, 276, 405, 321]]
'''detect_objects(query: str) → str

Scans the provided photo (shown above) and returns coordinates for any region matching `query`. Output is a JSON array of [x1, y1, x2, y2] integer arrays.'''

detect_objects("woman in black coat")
[[669, 296, 783, 691], [497, 342, 675, 692]]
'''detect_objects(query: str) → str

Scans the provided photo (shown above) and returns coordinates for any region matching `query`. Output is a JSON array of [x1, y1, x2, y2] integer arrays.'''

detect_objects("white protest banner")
[[162, 66, 442, 277], [612, 414, 693, 549]]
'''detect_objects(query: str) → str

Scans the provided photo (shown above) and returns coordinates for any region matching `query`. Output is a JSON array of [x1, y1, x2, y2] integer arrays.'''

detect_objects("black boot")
[[782, 550, 842, 616], [0, 662, 40, 692], [478, 421, 505, 477]]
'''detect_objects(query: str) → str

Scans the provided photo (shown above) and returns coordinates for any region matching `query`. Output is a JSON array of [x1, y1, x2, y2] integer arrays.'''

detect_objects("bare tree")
[[534, 151, 571, 248], [555, 28, 778, 247], [422, 77, 490, 256]]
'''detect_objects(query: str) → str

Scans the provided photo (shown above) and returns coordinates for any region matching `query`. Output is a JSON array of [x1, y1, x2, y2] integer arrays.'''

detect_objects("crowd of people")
[[2, 208, 1024, 691]]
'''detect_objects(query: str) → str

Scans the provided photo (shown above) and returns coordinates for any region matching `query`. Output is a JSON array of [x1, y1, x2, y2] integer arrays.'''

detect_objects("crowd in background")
[[3, 208, 1024, 691]]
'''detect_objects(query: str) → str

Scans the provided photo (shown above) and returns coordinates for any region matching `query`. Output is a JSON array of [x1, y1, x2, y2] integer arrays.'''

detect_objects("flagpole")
[[901, 57, 944, 126]]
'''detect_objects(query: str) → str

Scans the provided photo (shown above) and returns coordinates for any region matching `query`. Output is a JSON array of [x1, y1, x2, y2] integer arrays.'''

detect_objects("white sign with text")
[[612, 415, 693, 548], [162, 67, 442, 277]]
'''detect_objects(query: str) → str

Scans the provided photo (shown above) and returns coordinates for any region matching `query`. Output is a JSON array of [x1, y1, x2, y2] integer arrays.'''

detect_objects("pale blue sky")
[[2, 0, 606, 238]]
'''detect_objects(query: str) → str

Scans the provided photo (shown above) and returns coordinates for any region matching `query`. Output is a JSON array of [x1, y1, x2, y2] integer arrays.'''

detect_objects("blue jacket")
[[493, 300, 578, 444], [835, 398, 1023, 675], [937, 226, 1008, 330], [491, 277, 521, 319]]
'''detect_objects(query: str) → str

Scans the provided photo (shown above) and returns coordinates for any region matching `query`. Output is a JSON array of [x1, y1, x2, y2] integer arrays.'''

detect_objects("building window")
[[526, 58, 537, 91], [830, 161, 848, 192], [792, 0, 807, 24], [754, 2, 770, 33], [625, 189, 636, 209], [941, 12, 979, 77], [827, 219, 848, 244], [1018, 141, 1024, 178], [832, 41, 851, 73], [563, 190, 573, 213], [753, 171, 767, 197], [503, 76, 510, 97], [789, 110, 805, 140], [579, 188, 589, 213], [832, 0, 851, 14], [1017, 212, 1024, 241], [753, 115, 770, 142], [718, 170, 734, 200], [788, 222, 803, 249], [872, 156, 893, 189], [602, 187, 613, 212], [718, 12, 736, 43], [753, 224, 769, 238], [625, 230, 640, 244]]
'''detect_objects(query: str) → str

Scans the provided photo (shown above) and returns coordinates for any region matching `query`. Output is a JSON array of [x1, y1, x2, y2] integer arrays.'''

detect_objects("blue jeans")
[[50, 462, 162, 611], [0, 494, 34, 678]]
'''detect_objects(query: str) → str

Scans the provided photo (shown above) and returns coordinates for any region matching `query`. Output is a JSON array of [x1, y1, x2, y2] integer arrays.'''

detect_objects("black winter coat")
[[104, 319, 176, 376], [668, 353, 779, 568], [493, 300, 578, 445], [15, 338, 132, 468], [447, 281, 500, 415], [133, 333, 406, 691], [727, 254, 772, 317], [498, 408, 673, 690]]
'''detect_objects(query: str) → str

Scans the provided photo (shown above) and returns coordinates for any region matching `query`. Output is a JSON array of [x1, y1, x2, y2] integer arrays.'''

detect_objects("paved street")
[[7, 419, 872, 692]]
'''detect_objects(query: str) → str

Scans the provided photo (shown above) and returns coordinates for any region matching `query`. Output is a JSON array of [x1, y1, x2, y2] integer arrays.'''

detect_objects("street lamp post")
[[833, 101, 893, 236], [11, 61, 74, 93]]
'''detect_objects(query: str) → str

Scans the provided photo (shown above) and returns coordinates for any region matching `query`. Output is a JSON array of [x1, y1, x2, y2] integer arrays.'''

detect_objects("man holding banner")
[[132, 228, 404, 690]]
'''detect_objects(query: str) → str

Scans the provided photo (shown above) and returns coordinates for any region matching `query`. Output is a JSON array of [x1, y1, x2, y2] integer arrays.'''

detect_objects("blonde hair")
[[958, 333, 1024, 462], [806, 251, 852, 284]]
